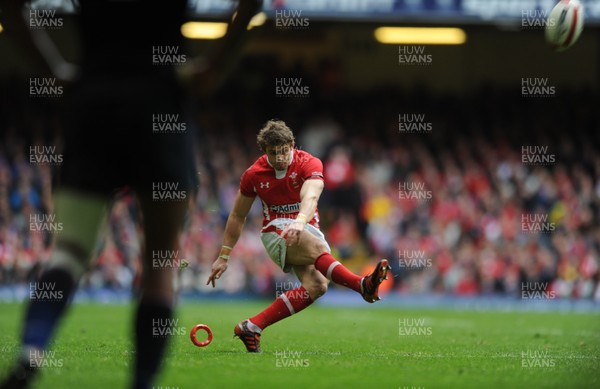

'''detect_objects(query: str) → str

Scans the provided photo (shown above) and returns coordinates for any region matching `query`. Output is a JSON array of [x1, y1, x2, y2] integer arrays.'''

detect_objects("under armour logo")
[[260, 182, 270, 189]]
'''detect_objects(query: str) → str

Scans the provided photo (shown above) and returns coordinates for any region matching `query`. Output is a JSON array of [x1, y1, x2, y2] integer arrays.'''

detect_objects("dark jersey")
[[60, 0, 197, 194]]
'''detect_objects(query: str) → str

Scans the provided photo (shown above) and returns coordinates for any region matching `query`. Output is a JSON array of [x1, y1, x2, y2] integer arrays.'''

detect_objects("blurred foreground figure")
[[0, 0, 261, 388]]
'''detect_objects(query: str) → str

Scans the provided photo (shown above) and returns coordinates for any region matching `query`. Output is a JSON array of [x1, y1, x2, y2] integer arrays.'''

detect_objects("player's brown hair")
[[256, 120, 295, 152]]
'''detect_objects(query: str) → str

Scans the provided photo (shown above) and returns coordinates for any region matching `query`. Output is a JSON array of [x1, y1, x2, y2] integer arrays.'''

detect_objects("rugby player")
[[207, 120, 391, 352]]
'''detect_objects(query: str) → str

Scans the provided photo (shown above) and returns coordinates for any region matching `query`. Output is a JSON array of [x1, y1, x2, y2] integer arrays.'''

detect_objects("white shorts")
[[260, 218, 331, 273]]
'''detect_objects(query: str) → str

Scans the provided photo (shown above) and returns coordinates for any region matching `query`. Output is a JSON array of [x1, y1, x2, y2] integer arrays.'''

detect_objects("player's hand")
[[54, 61, 80, 84], [282, 221, 305, 246], [206, 257, 228, 288]]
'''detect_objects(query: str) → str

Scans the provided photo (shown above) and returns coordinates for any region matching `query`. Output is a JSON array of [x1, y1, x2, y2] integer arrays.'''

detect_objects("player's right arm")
[[206, 190, 255, 287], [182, 0, 263, 97], [0, 0, 78, 81]]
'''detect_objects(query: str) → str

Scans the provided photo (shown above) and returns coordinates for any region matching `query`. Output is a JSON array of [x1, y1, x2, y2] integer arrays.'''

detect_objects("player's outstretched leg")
[[359, 259, 392, 303], [234, 265, 327, 352], [314, 252, 390, 303], [286, 231, 392, 302]]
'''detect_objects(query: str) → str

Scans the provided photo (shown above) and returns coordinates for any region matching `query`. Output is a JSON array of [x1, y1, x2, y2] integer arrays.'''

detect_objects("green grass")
[[0, 301, 599, 389]]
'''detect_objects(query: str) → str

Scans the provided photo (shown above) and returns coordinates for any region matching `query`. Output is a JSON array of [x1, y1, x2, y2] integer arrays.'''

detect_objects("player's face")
[[266, 143, 293, 170]]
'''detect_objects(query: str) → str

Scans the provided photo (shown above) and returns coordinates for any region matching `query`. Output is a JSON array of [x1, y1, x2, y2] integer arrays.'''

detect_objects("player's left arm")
[[282, 178, 324, 246]]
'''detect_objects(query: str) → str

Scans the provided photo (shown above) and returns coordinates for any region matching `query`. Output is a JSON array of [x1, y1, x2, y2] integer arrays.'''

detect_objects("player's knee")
[[316, 281, 328, 296], [48, 241, 89, 280], [307, 280, 328, 299], [300, 231, 328, 257], [312, 239, 328, 257]]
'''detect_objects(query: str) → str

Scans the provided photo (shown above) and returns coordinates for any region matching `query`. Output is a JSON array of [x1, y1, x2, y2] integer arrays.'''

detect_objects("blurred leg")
[[2, 189, 106, 389], [132, 193, 187, 389]]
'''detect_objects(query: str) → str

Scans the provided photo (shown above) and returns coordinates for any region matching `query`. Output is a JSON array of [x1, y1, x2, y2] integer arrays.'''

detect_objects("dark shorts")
[[59, 75, 197, 196]]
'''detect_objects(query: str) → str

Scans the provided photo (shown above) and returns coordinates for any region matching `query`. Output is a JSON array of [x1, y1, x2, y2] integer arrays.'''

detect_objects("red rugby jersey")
[[239, 149, 324, 228]]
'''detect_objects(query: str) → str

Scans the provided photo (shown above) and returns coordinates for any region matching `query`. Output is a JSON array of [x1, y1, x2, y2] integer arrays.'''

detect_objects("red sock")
[[249, 286, 313, 331], [314, 252, 362, 292]]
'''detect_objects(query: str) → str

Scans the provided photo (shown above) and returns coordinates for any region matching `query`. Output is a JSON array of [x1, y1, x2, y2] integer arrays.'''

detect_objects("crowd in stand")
[[1, 76, 599, 300]]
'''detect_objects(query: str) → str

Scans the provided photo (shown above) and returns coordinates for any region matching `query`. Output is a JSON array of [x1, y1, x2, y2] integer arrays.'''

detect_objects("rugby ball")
[[545, 0, 584, 51]]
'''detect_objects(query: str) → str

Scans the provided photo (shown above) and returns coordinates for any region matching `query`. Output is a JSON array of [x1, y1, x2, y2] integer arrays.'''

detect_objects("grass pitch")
[[0, 301, 598, 389]]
